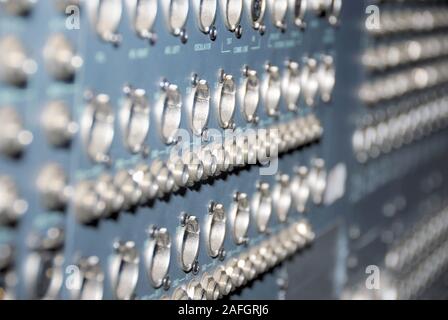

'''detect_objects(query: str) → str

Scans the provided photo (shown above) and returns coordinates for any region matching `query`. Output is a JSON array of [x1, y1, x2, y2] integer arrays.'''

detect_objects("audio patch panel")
[[1, 0, 448, 301]]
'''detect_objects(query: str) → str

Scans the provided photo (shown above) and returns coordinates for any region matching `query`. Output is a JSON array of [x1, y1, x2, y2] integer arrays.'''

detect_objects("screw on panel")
[[201, 128, 209, 143], [209, 26, 217, 41], [162, 276, 171, 290], [139, 30, 157, 45], [146, 225, 157, 238], [179, 212, 188, 226], [208, 201, 216, 214], [235, 25, 242, 39], [180, 29, 188, 44], [95, 154, 112, 166], [242, 65, 249, 77], [140, 145, 149, 158], [218, 69, 225, 82], [192, 260, 200, 275], [191, 73, 199, 86], [276, 21, 287, 33], [102, 32, 122, 47], [160, 78, 170, 91], [218, 248, 226, 261], [113, 240, 123, 252]]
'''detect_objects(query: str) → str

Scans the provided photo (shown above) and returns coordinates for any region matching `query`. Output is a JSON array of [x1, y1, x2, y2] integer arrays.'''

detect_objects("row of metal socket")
[[0, 56, 334, 165], [362, 34, 448, 72], [0, 114, 323, 226], [0, 160, 322, 299], [1, 0, 341, 44], [128, 161, 324, 295], [0, 1, 337, 86], [385, 205, 448, 274], [352, 95, 448, 163], [342, 232, 448, 300], [105, 184, 319, 299], [63, 219, 314, 300], [359, 59, 448, 105], [0, 158, 325, 297], [0, 9, 337, 88], [163, 219, 315, 300], [395, 236, 448, 299], [367, 7, 448, 37], [73, 115, 324, 225], [84, 0, 341, 45], [81, 56, 333, 164]]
